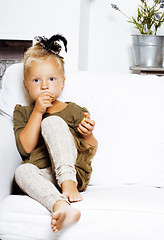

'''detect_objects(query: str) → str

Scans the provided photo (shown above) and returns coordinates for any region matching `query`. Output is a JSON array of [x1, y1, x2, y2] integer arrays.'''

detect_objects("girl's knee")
[[41, 116, 68, 130], [15, 163, 37, 181]]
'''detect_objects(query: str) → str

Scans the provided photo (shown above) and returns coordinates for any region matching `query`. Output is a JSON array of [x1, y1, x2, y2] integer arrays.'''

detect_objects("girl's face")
[[24, 58, 65, 102]]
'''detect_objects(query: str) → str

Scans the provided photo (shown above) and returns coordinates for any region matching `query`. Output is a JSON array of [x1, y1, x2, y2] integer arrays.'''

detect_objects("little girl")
[[13, 34, 98, 233]]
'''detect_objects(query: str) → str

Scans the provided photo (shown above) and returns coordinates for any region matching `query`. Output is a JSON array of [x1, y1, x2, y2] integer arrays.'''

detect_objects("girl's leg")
[[15, 163, 81, 232], [41, 116, 82, 202], [41, 116, 77, 186], [14, 163, 68, 212]]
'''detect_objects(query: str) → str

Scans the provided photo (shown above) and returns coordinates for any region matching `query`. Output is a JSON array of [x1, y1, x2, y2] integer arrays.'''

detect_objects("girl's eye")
[[49, 77, 55, 81], [34, 79, 39, 83]]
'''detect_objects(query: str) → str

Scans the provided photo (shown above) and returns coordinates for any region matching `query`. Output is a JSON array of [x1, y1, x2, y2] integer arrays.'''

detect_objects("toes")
[[68, 195, 74, 202], [51, 211, 66, 232], [51, 211, 62, 232], [63, 192, 69, 198], [68, 194, 83, 202], [63, 191, 83, 202], [52, 225, 58, 233], [51, 220, 58, 233], [79, 194, 83, 201], [51, 217, 57, 232], [51, 219, 56, 226]]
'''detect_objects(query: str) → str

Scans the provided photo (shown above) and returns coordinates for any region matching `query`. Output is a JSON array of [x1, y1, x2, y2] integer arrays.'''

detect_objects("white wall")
[[1, 0, 164, 74], [78, 0, 90, 70], [0, 0, 81, 71], [88, 0, 164, 73], [88, 0, 139, 73]]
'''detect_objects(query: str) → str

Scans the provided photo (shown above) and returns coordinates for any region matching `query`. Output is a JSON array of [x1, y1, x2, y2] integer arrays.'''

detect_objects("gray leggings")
[[15, 116, 78, 212]]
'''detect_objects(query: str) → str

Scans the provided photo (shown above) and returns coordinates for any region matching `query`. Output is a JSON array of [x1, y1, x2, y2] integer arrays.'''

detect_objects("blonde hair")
[[23, 42, 65, 80]]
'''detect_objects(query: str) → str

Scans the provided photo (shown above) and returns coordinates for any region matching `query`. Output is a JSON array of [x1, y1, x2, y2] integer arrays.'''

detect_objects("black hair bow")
[[35, 34, 67, 58]]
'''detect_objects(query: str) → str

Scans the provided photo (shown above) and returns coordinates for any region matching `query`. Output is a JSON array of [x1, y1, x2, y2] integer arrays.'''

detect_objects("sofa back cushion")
[[1, 63, 164, 187], [0, 63, 28, 118]]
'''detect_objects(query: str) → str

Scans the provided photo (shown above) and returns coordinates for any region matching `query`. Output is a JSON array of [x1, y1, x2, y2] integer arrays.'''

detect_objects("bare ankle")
[[61, 180, 77, 192], [53, 200, 69, 212]]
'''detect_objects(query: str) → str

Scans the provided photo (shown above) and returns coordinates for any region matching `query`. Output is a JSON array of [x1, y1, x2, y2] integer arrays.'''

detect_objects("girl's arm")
[[20, 92, 53, 153], [19, 110, 42, 153], [77, 113, 98, 149], [80, 132, 98, 149]]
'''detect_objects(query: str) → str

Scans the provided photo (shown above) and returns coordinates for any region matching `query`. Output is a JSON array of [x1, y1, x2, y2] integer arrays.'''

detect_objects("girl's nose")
[[41, 80, 49, 90]]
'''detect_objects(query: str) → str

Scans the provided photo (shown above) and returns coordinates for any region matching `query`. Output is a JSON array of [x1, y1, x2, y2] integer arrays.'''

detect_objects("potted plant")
[[111, 0, 164, 67]]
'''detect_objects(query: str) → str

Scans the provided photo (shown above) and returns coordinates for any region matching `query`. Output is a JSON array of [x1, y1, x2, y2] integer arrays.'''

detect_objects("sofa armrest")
[[0, 114, 21, 200]]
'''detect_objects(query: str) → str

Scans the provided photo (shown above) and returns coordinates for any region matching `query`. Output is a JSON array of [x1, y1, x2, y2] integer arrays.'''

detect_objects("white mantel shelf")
[[0, 32, 35, 41], [130, 65, 164, 76]]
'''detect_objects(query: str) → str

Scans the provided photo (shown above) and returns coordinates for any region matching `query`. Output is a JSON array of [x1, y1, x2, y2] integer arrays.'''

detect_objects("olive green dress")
[[13, 102, 96, 192]]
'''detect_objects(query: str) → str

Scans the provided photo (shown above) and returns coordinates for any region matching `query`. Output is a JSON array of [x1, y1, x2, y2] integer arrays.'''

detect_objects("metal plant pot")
[[132, 35, 164, 68]]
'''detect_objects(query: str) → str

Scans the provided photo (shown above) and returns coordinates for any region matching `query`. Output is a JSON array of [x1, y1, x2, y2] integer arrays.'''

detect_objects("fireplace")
[[0, 39, 32, 82]]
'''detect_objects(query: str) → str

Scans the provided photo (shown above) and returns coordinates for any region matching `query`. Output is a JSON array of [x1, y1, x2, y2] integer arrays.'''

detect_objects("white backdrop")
[[0, 0, 164, 74], [88, 0, 164, 73], [0, 0, 81, 71]]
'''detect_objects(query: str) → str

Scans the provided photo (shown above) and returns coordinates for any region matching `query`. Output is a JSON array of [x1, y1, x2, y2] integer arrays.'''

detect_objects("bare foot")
[[51, 200, 81, 232], [61, 180, 83, 202]]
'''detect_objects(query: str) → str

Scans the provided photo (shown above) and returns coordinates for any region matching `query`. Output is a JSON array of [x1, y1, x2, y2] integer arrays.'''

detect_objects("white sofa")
[[1, 63, 164, 240]]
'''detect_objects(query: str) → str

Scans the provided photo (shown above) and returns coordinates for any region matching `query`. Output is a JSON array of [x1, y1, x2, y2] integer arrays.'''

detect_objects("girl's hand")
[[77, 112, 95, 136], [34, 92, 54, 114]]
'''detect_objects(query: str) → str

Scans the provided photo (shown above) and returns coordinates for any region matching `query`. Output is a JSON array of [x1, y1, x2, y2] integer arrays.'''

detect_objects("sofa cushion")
[[1, 185, 164, 240]]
